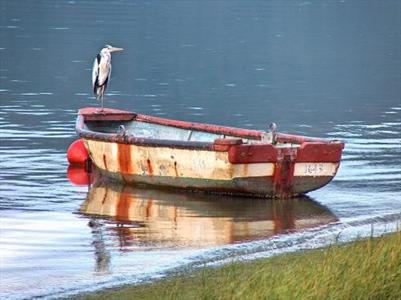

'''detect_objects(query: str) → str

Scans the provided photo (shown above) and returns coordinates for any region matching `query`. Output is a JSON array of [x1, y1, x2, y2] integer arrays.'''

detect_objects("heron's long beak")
[[109, 47, 124, 53]]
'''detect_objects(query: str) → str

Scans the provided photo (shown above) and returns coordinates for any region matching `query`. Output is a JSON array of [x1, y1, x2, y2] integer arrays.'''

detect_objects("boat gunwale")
[[76, 107, 344, 150]]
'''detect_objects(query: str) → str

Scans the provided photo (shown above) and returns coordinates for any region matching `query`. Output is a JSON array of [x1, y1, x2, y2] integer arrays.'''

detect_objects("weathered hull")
[[77, 107, 344, 198], [82, 136, 340, 198]]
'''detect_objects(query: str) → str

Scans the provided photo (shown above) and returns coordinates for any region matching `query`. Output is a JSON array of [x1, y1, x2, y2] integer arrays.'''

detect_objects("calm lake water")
[[1, 0, 400, 299]]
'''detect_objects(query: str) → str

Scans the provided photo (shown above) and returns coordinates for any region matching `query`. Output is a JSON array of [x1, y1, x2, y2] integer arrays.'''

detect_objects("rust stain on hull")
[[273, 149, 296, 198], [173, 161, 179, 177], [103, 154, 108, 170], [147, 159, 154, 176], [117, 143, 133, 180]]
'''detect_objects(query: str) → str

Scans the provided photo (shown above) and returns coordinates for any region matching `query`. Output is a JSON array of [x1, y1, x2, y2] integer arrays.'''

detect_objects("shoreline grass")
[[79, 231, 401, 300]]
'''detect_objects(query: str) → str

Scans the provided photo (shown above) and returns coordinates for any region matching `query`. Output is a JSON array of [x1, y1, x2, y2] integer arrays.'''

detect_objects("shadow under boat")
[[78, 174, 338, 250]]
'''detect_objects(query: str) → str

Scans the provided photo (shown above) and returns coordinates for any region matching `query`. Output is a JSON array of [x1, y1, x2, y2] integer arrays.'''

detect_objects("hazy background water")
[[1, 0, 400, 299]]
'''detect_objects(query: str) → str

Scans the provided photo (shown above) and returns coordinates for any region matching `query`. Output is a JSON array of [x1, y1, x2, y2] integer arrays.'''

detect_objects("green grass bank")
[[80, 230, 401, 300]]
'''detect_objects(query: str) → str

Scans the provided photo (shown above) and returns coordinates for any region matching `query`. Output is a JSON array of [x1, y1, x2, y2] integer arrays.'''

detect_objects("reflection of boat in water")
[[79, 176, 338, 249]]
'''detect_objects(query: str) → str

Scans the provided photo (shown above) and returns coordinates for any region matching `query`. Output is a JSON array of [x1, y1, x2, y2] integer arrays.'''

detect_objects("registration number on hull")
[[294, 163, 338, 177]]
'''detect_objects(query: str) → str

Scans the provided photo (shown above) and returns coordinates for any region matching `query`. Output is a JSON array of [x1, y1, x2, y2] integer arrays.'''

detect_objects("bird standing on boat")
[[92, 45, 123, 111]]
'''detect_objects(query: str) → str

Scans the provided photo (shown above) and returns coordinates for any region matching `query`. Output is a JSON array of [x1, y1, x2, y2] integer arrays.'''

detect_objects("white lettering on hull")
[[294, 163, 338, 177]]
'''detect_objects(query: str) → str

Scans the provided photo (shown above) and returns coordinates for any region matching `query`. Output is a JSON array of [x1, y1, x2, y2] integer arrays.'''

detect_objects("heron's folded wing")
[[97, 58, 111, 87], [92, 56, 99, 88]]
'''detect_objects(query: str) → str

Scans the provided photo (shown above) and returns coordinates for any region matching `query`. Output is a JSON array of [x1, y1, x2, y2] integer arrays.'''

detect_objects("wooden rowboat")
[[76, 107, 344, 198]]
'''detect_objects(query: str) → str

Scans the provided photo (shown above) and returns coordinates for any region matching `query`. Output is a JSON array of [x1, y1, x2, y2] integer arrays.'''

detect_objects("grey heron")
[[92, 45, 123, 110]]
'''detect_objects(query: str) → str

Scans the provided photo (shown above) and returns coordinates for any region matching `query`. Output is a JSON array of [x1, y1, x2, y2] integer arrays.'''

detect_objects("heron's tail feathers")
[[93, 78, 108, 100], [94, 87, 102, 100], [94, 84, 106, 100]]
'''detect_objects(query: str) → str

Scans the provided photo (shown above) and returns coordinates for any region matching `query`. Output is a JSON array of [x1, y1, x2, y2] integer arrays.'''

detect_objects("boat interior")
[[83, 119, 273, 144]]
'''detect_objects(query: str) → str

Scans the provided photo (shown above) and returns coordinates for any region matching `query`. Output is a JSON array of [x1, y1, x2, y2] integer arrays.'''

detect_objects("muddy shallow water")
[[1, 0, 400, 299]]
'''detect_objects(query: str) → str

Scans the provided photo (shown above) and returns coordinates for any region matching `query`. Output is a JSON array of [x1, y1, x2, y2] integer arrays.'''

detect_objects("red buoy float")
[[67, 139, 90, 166]]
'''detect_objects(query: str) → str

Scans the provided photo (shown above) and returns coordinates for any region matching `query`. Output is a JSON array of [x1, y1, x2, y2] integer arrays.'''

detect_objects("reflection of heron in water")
[[88, 219, 111, 274], [92, 45, 123, 111]]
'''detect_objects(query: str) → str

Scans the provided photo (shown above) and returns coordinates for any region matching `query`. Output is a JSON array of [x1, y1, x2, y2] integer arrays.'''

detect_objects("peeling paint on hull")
[[85, 139, 276, 180]]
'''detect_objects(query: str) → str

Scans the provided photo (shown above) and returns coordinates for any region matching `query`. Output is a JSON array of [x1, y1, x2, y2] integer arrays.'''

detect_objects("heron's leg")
[[99, 92, 104, 112]]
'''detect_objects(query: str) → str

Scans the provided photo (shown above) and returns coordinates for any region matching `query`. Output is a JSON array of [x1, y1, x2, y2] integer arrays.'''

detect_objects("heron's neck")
[[101, 50, 112, 61]]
